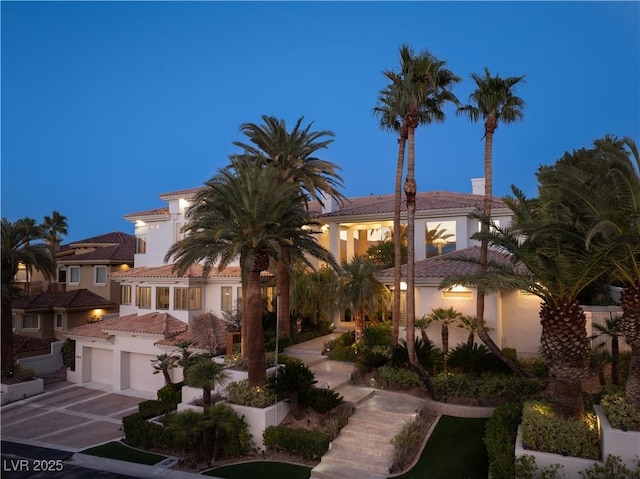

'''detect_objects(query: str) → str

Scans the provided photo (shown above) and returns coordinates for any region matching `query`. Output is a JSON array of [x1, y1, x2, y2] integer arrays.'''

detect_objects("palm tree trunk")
[[540, 300, 590, 419], [612, 336, 620, 386], [203, 387, 212, 414], [404, 124, 416, 366], [355, 311, 365, 342], [163, 370, 172, 386], [477, 126, 530, 377], [442, 325, 449, 373], [621, 286, 640, 408], [467, 332, 475, 348], [392, 135, 407, 350], [1, 269, 15, 375], [276, 250, 291, 338], [246, 268, 267, 387]]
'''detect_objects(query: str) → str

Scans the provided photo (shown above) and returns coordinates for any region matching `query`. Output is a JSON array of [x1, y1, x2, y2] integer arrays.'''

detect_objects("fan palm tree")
[[1, 217, 55, 376], [165, 157, 337, 387], [233, 116, 344, 339], [378, 44, 460, 365], [457, 314, 480, 348], [151, 353, 178, 386], [427, 306, 462, 372], [457, 67, 525, 374], [173, 340, 195, 382], [337, 255, 391, 341], [164, 410, 205, 460], [41, 211, 68, 254], [591, 314, 624, 386], [186, 355, 229, 414], [206, 403, 240, 462], [267, 362, 317, 419], [290, 263, 339, 332]]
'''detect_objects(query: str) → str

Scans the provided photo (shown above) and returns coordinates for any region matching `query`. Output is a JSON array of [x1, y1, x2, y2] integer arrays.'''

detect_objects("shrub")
[[521, 400, 599, 460], [123, 412, 167, 449], [360, 346, 392, 371], [362, 323, 392, 349], [376, 366, 424, 390], [601, 392, 640, 431], [223, 352, 278, 370], [62, 338, 75, 370], [579, 455, 640, 478], [12, 366, 36, 382], [308, 388, 343, 414], [484, 402, 523, 479], [225, 380, 276, 408], [447, 343, 509, 375], [433, 373, 546, 401], [263, 426, 330, 459], [515, 454, 565, 479], [518, 357, 548, 378], [324, 332, 358, 362], [391, 408, 432, 472], [393, 338, 442, 373], [157, 382, 183, 406]]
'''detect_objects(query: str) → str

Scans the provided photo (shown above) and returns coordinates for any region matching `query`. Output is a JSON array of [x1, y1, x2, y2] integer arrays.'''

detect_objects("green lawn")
[[396, 415, 489, 479], [206, 461, 312, 479], [80, 441, 167, 466]]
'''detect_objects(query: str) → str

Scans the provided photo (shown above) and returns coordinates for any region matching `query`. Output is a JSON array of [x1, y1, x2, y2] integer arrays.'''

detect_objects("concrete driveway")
[[1, 381, 148, 452]]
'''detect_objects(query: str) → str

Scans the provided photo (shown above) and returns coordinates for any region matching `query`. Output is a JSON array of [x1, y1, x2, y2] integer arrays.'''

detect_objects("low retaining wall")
[[1, 378, 44, 405], [595, 405, 640, 470], [17, 342, 64, 375]]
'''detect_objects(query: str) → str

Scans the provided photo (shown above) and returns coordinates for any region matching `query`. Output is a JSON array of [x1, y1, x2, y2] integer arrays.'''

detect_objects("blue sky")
[[2, 1, 638, 243]]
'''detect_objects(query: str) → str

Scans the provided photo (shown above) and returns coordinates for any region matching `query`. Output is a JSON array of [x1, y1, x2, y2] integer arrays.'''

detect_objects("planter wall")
[[1, 378, 44, 405], [228, 401, 290, 450], [595, 405, 640, 470]]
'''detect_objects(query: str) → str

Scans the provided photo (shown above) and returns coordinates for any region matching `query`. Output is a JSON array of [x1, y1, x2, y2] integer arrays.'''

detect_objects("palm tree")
[[173, 340, 195, 382], [457, 314, 480, 348], [378, 44, 460, 366], [206, 403, 240, 462], [457, 67, 525, 374], [591, 314, 623, 386], [414, 315, 434, 343], [233, 116, 344, 339], [1, 217, 55, 376], [165, 157, 337, 387], [427, 306, 462, 372], [41, 211, 68, 254], [290, 263, 339, 332], [550, 136, 640, 407], [444, 186, 608, 418], [186, 355, 229, 414], [151, 353, 178, 386], [164, 410, 205, 460], [267, 362, 317, 419], [337, 255, 391, 341]]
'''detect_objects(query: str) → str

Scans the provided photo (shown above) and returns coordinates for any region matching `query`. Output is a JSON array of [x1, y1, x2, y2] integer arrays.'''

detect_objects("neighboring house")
[[12, 289, 117, 341], [65, 178, 545, 394]]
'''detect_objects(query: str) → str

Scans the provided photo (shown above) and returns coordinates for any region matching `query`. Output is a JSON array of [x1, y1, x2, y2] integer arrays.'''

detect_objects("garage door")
[[129, 353, 161, 393], [90, 348, 113, 385]]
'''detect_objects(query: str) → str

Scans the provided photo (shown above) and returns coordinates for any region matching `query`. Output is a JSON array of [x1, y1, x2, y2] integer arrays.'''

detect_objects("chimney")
[[471, 178, 485, 196], [320, 191, 340, 214]]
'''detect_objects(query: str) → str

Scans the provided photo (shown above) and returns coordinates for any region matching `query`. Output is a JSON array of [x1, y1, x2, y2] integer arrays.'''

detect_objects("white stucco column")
[[328, 223, 340, 261], [345, 228, 355, 262], [456, 217, 471, 249]]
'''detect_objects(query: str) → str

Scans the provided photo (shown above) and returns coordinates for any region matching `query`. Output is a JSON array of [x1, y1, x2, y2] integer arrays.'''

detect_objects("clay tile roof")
[[66, 312, 187, 340], [67, 231, 134, 246], [123, 207, 170, 221], [12, 289, 115, 311], [376, 246, 522, 282], [158, 186, 205, 200], [321, 191, 506, 218], [110, 264, 272, 280], [60, 237, 135, 263], [13, 335, 58, 355]]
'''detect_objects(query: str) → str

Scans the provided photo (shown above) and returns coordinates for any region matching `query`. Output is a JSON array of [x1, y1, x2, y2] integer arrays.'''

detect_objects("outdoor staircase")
[[285, 338, 427, 479]]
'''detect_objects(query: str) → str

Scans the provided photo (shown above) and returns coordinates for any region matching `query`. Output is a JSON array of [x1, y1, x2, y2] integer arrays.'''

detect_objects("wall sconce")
[[321, 224, 329, 234], [400, 281, 407, 291]]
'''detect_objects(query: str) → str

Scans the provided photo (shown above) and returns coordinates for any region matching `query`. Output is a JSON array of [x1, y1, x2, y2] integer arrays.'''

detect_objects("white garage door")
[[129, 353, 160, 393], [90, 348, 113, 385]]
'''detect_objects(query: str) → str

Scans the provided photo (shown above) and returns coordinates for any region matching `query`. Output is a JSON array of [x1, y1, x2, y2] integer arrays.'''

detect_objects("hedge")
[[263, 426, 330, 460]]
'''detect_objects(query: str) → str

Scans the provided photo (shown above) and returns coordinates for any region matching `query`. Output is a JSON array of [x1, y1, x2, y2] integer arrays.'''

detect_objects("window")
[[69, 266, 80, 284], [136, 286, 152, 309], [54, 313, 64, 330], [221, 286, 232, 313], [156, 287, 170, 310], [136, 235, 147, 254], [57, 266, 67, 283], [174, 287, 201, 310], [426, 221, 457, 257], [12, 314, 16, 331], [94, 266, 107, 285], [22, 314, 39, 330], [121, 285, 132, 305]]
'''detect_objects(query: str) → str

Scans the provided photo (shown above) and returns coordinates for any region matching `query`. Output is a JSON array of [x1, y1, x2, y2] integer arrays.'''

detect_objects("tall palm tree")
[[165, 157, 337, 387], [550, 136, 640, 407], [427, 306, 462, 372], [151, 353, 178, 386], [290, 263, 339, 332], [457, 67, 525, 374], [41, 211, 68, 254], [186, 355, 229, 414], [1, 217, 55, 375], [233, 116, 344, 339], [337, 255, 391, 341], [381, 45, 460, 367]]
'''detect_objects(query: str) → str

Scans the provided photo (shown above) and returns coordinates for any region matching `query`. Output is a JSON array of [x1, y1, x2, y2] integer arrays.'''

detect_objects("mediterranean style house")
[[65, 178, 550, 394], [11, 232, 134, 342]]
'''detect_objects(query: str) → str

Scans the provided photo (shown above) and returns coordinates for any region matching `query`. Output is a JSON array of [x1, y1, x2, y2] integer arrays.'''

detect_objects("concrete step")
[[321, 448, 391, 475], [334, 385, 374, 405], [310, 462, 387, 479], [348, 411, 411, 431], [331, 434, 395, 457], [337, 427, 397, 446]]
